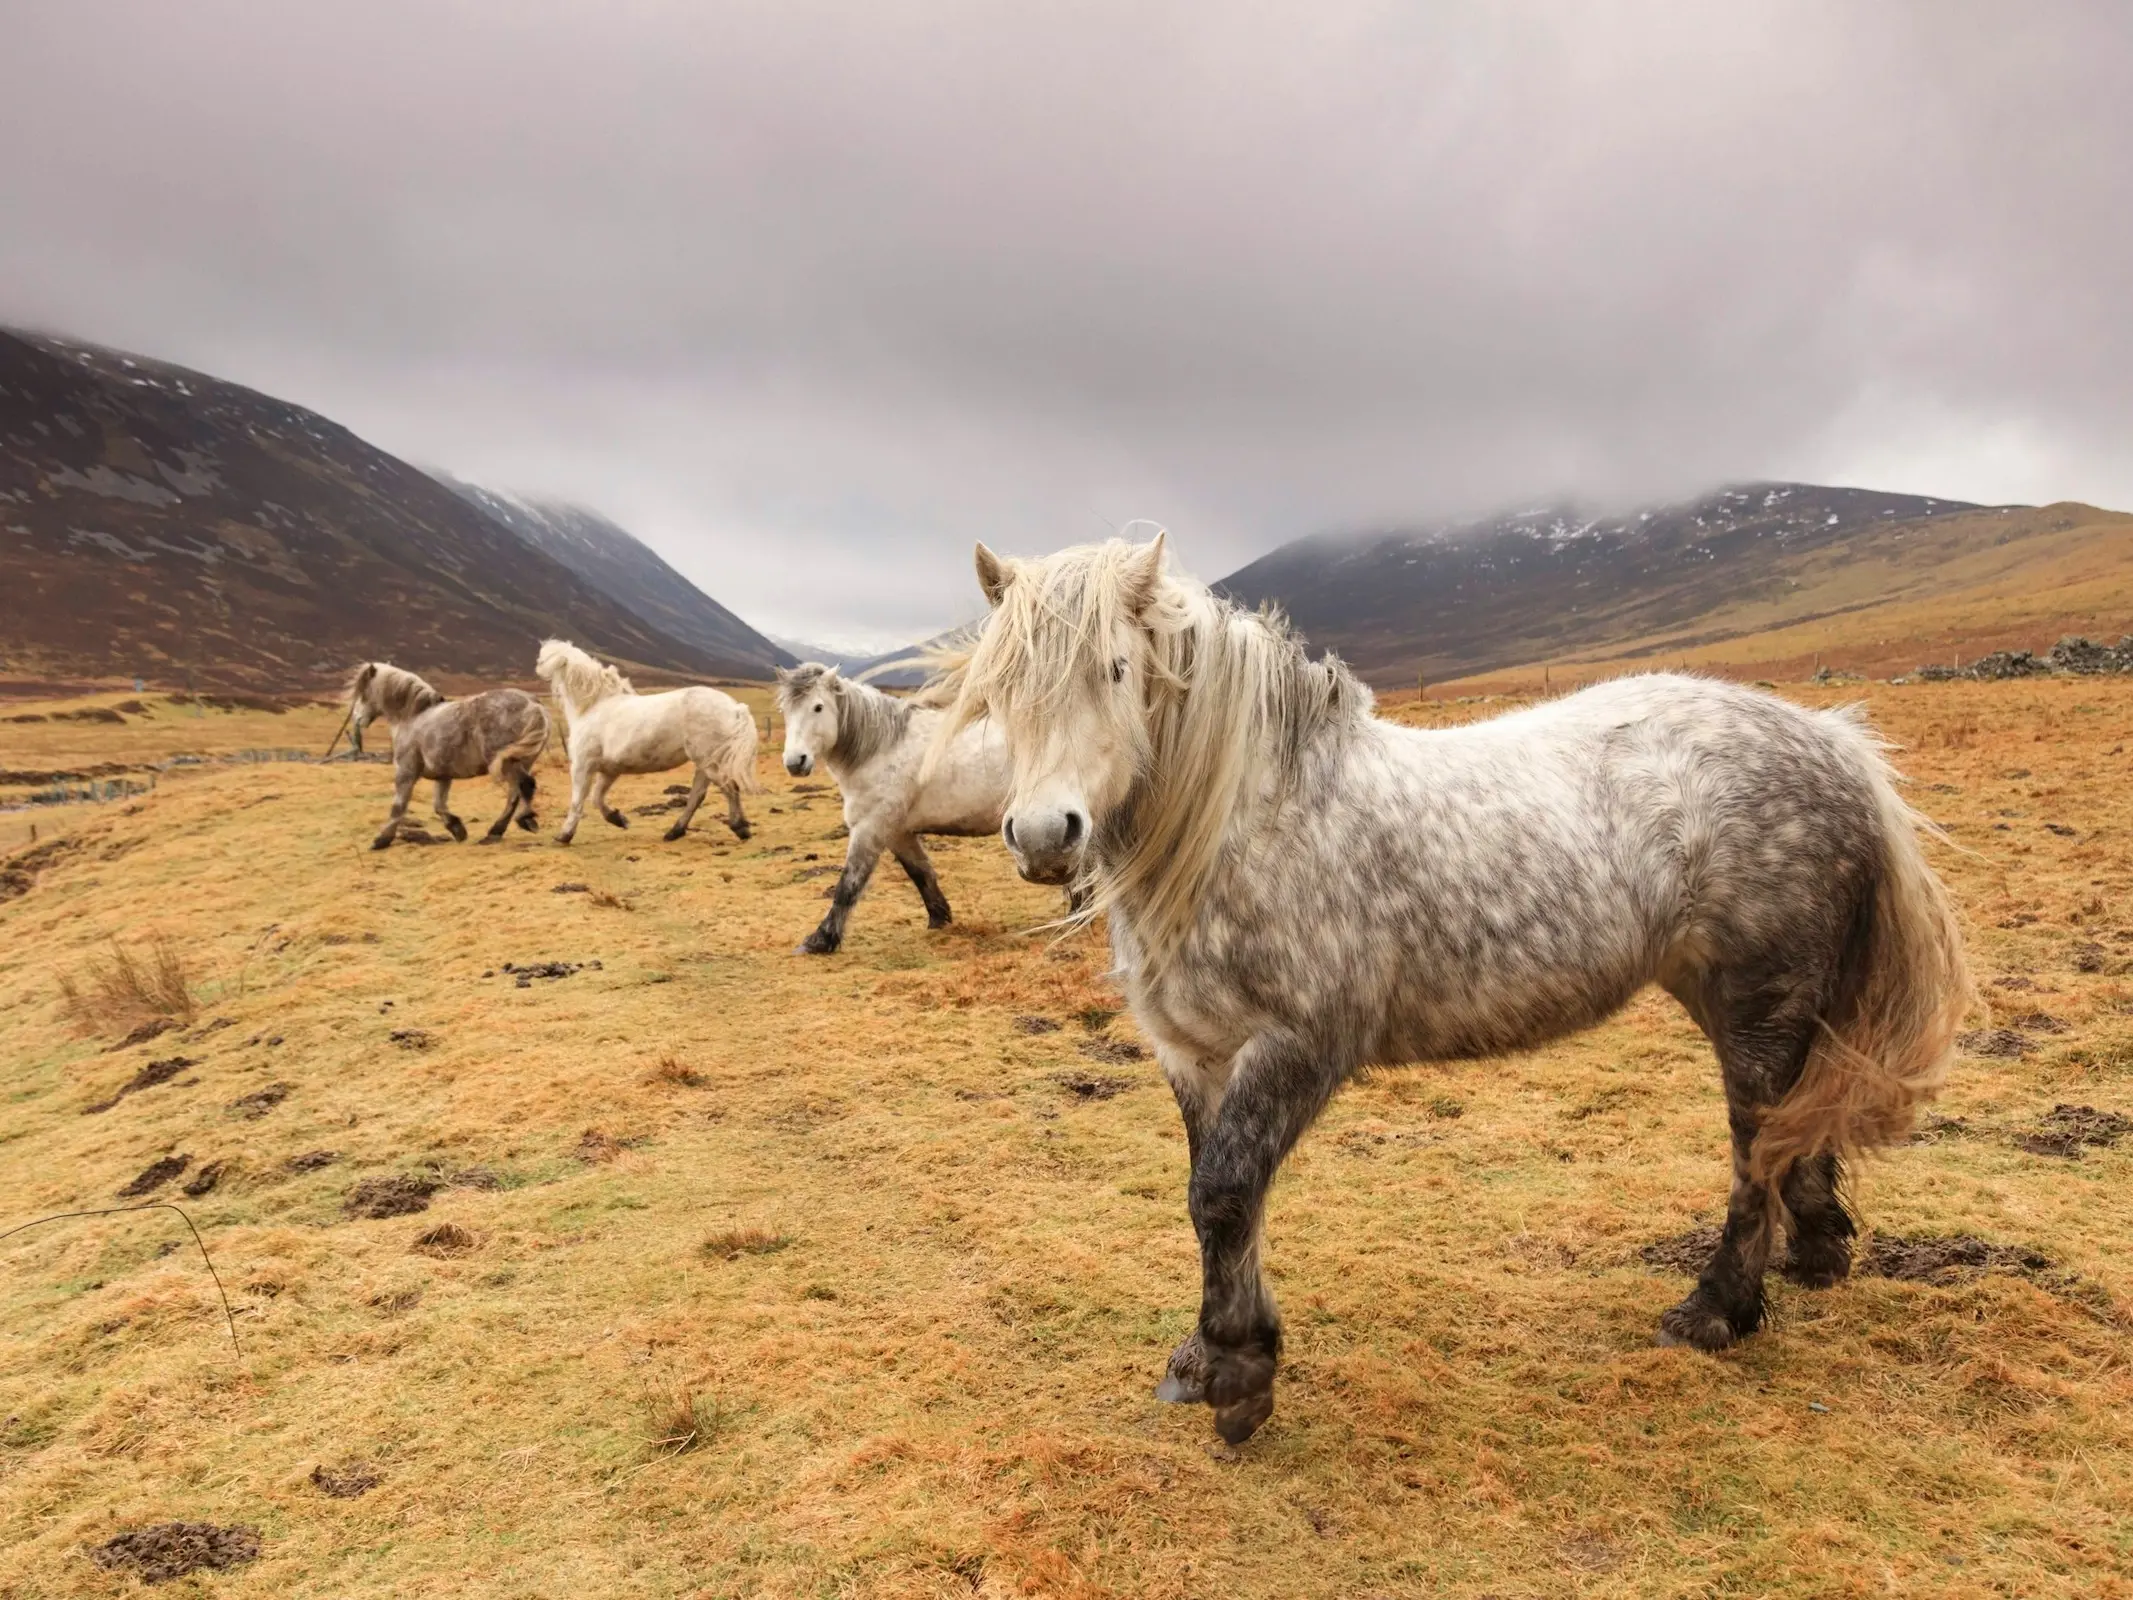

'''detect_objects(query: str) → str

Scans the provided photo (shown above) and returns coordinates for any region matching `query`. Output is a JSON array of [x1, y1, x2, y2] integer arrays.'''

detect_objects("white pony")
[[944, 534, 1968, 1447], [535, 639, 761, 845], [776, 662, 1030, 954]]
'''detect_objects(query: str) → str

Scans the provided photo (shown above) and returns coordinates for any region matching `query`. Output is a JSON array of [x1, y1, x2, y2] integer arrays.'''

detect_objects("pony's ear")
[[774, 666, 793, 685], [1122, 530, 1167, 616], [974, 541, 1011, 608]]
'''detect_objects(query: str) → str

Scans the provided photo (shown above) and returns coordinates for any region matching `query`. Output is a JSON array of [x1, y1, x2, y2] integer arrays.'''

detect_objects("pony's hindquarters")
[[691, 691, 763, 795], [1749, 735, 1970, 1187], [485, 696, 552, 779]]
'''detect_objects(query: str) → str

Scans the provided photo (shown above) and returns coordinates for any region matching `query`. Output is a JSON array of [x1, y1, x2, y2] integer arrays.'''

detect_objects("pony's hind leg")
[[664, 769, 712, 842], [1658, 979, 1824, 1351], [432, 777, 468, 843], [720, 778, 751, 841], [891, 835, 952, 928], [514, 770, 539, 830], [1779, 1152, 1855, 1288], [480, 763, 527, 843]]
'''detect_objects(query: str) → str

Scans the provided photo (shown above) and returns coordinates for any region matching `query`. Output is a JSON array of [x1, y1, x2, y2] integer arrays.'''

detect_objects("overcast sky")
[[4, 2, 2128, 650]]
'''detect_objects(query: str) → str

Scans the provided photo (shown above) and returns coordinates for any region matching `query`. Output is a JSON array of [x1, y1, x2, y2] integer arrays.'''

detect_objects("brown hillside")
[[0, 331, 762, 689]]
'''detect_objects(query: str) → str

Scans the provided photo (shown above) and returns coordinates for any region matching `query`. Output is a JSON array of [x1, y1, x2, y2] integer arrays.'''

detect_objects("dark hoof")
[[603, 810, 629, 829], [662, 824, 687, 843], [1155, 1330, 1208, 1404], [370, 835, 394, 851], [444, 817, 468, 842], [516, 812, 539, 832], [1656, 1296, 1743, 1352], [476, 831, 504, 845], [1202, 1337, 1278, 1445], [797, 928, 839, 956], [1782, 1235, 1854, 1289], [927, 912, 953, 930], [729, 822, 752, 841]]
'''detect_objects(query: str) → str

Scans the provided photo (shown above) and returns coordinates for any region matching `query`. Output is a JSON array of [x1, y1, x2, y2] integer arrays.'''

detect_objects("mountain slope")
[[436, 477, 791, 678], [0, 330, 746, 687], [1216, 483, 1997, 685]]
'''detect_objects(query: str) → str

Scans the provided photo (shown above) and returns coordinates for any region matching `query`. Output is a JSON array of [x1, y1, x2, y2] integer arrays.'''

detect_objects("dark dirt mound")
[[311, 1462, 382, 1499], [577, 1128, 641, 1162], [1077, 1038, 1147, 1065], [90, 1522, 260, 1583], [105, 1019, 177, 1058], [227, 1082, 293, 1119], [1053, 1071, 1134, 1101], [500, 960, 600, 987], [2071, 941, 2110, 973], [345, 1175, 442, 1219], [412, 1222, 477, 1257], [116, 1153, 190, 1198], [552, 882, 590, 894], [1013, 1015, 1061, 1035], [84, 1055, 197, 1114], [2014, 1104, 2132, 1158], [1640, 1224, 1724, 1275], [1957, 1027, 2030, 1059], [181, 1161, 227, 1197], [1076, 1007, 1120, 1032], [1910, 1114, 1972, 1144], [389, 1028, 435, 1050], [285, 1149, 339, 1173], [634, 799, 686, 815], [445, 1166, 504, 1190], [1859, 1234, 2054, 1284]]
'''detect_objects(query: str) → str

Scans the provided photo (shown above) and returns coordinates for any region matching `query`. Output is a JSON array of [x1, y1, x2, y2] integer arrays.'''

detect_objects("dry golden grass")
[[57, 934, 198, 1034], [2, 680, 2133, 1595]]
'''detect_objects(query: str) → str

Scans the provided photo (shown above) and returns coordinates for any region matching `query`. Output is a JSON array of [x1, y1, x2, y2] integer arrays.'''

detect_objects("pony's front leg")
[[371, 764, 420, 851], [1154, 1043, 1224, 1406], [664, 770, 712, 842], [432, 777, 468, 842], [799, 830, 884, 955], [891, 835, 952, 928], [555, 758, 591, 845], [1185, 1033, 1343, 1446], [593, 771, 627, 829]]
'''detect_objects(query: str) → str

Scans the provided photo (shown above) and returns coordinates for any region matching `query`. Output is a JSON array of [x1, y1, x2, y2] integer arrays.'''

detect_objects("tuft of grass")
[[587, 887, 634, 911], [647, 1053, 706, 1088], [640, 1379, 719, 1459], [59, 935, 196, 1033], [700, 1223, 792, 1261]]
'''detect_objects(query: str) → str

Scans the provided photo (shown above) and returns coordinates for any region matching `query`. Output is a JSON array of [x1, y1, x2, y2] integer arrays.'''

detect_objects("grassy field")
[[3, 679, 2133, 1597]]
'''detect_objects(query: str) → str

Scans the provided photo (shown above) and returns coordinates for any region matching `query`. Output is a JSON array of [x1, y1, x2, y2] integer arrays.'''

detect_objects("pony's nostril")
[[1063, 811, 1084, 847], [1003, 816, 1018, 851]]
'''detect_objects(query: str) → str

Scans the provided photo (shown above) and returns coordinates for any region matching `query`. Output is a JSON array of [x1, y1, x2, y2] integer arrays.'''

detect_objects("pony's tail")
[[1749, 742, 1971, 1190], [716, 703, 765, 795], [488, 702, 552, 779]]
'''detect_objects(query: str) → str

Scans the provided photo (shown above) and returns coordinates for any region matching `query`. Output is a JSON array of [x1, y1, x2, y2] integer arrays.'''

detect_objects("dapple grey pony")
[[777, 662, 1016, 954], [940, 533, 1969, 1446], [346, 662, 550, 850]]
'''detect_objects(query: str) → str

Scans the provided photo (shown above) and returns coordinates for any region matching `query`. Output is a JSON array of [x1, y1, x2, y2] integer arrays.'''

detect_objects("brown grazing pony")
[[345, 663, 551, 849]]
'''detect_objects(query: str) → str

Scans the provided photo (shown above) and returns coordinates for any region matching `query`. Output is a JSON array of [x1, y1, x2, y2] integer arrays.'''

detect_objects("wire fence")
[[1, 748, 390, 813]]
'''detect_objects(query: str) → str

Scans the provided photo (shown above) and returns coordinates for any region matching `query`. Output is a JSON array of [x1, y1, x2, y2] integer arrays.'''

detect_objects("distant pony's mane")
[[942, 538, 1369, 966], [777, 663, 916, 766], [350, 661, 446, 723], [536, 638, 632, 715]]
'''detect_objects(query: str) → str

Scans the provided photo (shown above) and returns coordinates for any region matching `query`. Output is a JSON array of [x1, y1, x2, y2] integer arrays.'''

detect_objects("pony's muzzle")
[[1002, 808, 1084, 886], [784, 753, 811, 777]]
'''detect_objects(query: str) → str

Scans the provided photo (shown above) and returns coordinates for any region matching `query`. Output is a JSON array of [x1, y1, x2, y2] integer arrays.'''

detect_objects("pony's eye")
[[1110, 658, 1127, 684], [813, 703, 823, 712]]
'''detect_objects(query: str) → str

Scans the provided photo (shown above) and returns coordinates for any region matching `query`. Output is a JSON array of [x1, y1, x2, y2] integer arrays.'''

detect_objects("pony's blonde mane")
[[536, 638, 632, 716], [942, 538, 1367, 969], [349, 661, 445, 723], [777, 663, 916, 766]]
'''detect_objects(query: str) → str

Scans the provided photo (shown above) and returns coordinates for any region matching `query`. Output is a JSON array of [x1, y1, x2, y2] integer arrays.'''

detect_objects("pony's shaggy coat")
[[346, 663, 551, 849], [945, 535, 1970, 1446], [535, 640, 760, 846], [776, 663, 1013, 953]]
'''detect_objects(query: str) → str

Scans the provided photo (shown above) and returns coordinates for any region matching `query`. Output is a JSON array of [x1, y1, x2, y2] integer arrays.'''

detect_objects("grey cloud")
[[3, 0, 2127, 644]]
